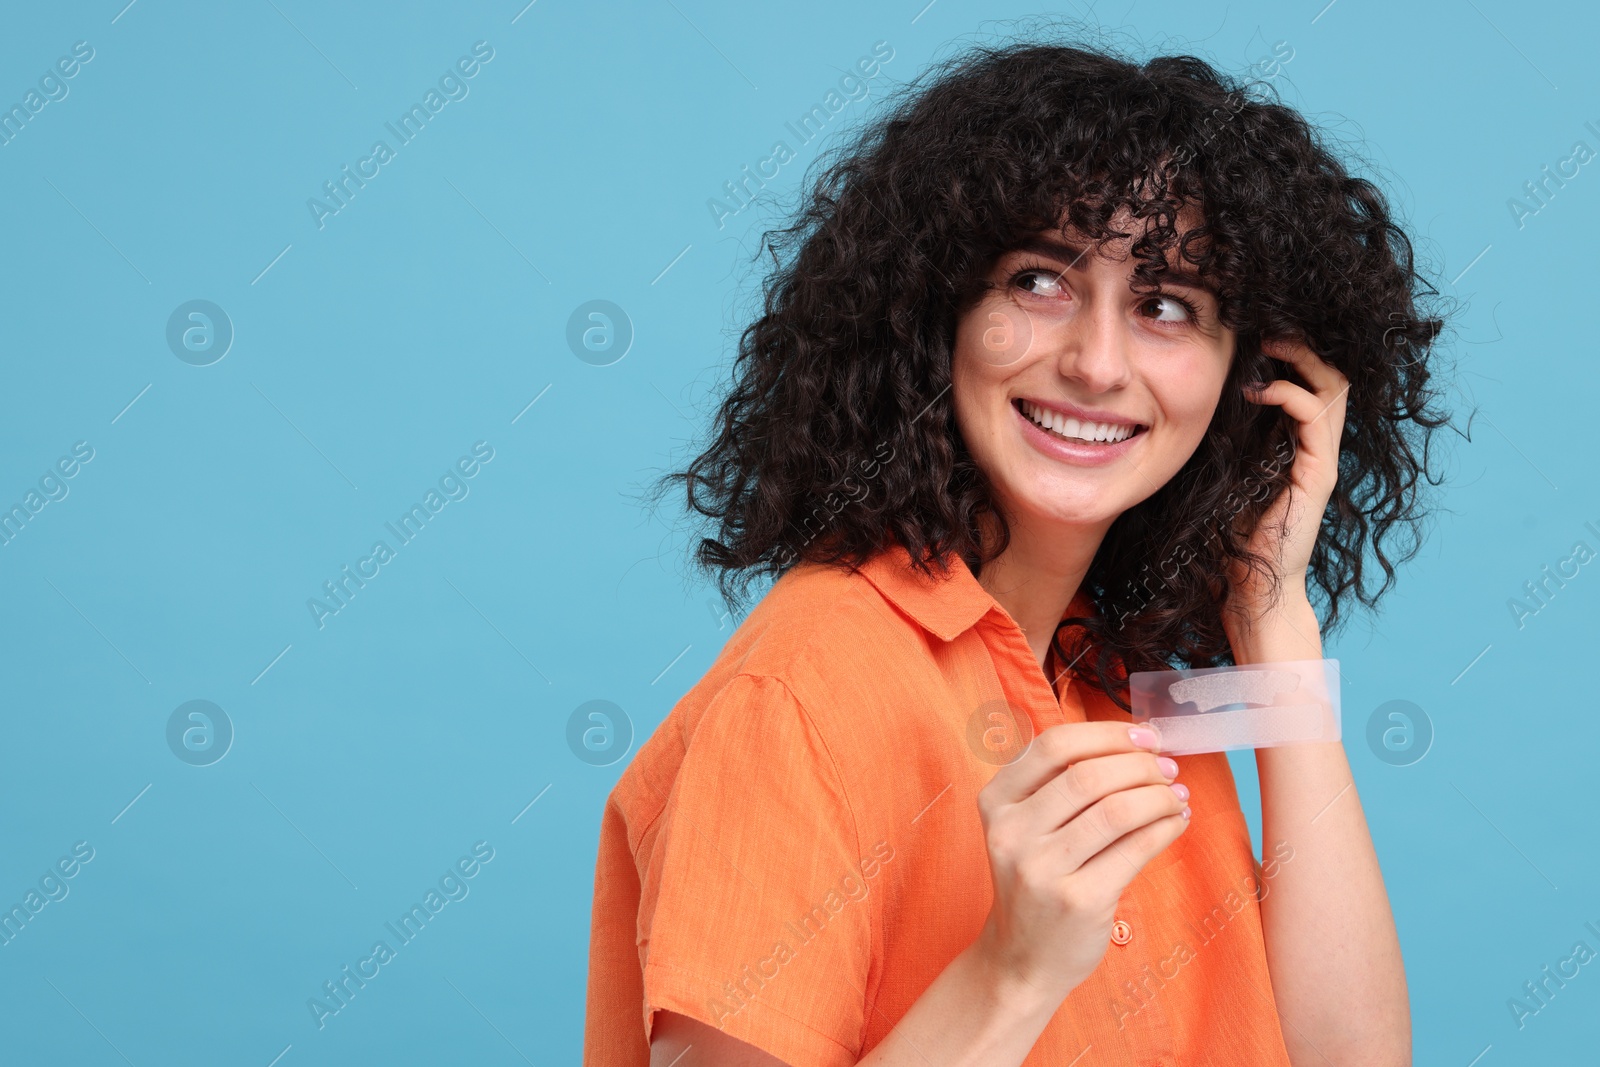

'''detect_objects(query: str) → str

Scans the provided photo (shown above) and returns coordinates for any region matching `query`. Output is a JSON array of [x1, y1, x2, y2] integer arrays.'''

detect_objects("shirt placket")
[[977, 610, 1068, 730], [980, 610, 1179, 1067], [1106, 882, 1181, 1066]]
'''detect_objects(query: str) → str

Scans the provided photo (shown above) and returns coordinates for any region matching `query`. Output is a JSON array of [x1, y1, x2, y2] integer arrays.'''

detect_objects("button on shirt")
[[583, 542, 1294, 1066]]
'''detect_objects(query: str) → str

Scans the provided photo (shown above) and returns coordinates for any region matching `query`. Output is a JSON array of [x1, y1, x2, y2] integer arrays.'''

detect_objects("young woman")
[[585, 34, 1447, 1067]]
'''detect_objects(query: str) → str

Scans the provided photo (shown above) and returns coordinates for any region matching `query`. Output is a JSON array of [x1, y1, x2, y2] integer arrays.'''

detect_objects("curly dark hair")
[[659, 26, 1455, 710]]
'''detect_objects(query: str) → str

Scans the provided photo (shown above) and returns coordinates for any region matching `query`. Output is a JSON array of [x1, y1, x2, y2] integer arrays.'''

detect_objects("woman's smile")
[[1012, 397, 1147, 465]]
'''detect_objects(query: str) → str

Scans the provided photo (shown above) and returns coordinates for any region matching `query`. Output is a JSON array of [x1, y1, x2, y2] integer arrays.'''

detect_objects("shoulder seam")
[[634, 670, 874, 1050], [630, 668, 868, 883], [757, 673, 876, 1055], [736, 564, 888, 684]]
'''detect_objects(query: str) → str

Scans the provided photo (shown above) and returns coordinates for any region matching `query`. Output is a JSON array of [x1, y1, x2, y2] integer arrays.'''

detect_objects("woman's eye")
[[1140, 294, 1193, 323], [1014, 269, 1066, 299]]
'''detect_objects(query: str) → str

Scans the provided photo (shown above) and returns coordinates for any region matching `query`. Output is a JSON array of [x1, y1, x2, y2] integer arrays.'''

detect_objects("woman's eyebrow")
[[1153, 264, 1221, 298], [1015, 236, 1092, 272], [1014, 236, 1221, 298]]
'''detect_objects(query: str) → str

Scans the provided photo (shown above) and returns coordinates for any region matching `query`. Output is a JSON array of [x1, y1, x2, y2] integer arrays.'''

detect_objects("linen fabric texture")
[[583, 543, 1294, 1067]]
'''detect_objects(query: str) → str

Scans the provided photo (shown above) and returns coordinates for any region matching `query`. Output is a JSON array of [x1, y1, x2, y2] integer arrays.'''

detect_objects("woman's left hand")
[[1226, 338, 1350, 624]]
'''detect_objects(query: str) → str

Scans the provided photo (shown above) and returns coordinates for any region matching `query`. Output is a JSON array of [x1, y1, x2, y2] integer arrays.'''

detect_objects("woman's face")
[[951, 213, 1236, 536]]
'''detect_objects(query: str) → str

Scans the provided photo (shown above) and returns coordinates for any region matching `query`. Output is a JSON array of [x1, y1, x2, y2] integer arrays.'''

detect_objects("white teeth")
[[1020, 401, 1136, 444]]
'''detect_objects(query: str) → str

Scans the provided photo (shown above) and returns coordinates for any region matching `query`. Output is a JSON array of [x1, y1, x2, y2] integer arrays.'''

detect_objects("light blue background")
[[0, 0, 1594, 1063]]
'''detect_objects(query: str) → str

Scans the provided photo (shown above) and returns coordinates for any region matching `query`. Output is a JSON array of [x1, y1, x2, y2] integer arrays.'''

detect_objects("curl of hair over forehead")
[[659, 24, 1456, 708]]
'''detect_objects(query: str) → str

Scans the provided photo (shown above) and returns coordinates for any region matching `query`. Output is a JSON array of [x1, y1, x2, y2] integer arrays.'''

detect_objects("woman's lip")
[[1013, 401, 1144, 466]]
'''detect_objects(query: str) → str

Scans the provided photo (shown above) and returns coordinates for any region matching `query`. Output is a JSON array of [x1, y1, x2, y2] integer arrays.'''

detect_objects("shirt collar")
[[855, 541, 1095, 643]]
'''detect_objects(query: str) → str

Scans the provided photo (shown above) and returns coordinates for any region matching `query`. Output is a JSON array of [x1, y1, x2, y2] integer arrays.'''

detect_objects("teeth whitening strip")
[[1129, 658, 1341, 755]]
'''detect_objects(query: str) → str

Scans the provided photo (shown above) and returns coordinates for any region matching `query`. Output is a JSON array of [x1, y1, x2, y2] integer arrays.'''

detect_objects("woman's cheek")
[[972, 303, 1037, 368], [1161, 365, 1226, 443], [1147, 395, 1219, 478]]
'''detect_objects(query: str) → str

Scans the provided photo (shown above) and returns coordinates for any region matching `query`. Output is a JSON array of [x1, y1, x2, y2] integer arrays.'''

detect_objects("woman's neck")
[[973, 512, 1110, 668]]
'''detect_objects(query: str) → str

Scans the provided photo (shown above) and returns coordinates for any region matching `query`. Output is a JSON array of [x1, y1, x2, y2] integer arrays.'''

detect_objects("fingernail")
[[1157, 756, 1179, 779], [1129, 726, 1159, 749], [1243, 380, 1267, 391], [1171, 782, 1190, 801], [1182, 805, 1192, 820]]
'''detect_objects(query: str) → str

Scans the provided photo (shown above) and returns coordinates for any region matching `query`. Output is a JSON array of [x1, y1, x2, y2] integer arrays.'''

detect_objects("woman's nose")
[[1053, 298, 1133, 391]]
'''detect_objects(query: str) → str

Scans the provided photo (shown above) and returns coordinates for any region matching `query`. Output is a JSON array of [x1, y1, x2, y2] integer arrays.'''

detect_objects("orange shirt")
[[584, 543, 1294, 1066]]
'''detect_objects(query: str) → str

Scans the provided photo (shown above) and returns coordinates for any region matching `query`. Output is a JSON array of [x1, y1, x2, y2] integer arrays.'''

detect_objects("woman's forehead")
[[1047, 199, 1209, 245], [1010, 212, 1218, 289]]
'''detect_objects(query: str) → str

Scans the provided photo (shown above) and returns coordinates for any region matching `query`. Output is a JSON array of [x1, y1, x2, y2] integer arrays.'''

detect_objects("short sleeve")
[[638, 672, 871, 1067]]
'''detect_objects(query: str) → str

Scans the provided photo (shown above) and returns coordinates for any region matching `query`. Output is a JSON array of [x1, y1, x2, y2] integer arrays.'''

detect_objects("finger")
[[1015, 750, 1179, 837], [1051, 781, 1190, 872], [986, 721, 1163, 805], [1245, 378, 1348, 432], [1260, 338, 1348, 398], [1066, 806, 1190, 890]]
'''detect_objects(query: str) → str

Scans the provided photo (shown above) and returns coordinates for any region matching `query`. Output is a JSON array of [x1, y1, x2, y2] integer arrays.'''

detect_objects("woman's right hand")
[[972, 720, 1190, 1001], [648, 721, 1190, 1067]]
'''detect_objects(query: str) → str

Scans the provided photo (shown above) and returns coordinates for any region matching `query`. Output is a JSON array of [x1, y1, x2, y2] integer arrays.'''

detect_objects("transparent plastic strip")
[[1129, 658, 1341, 756]]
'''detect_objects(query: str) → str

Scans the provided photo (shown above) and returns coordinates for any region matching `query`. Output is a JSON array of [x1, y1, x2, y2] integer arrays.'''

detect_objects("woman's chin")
[[1007, 490, 1127, 532]]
